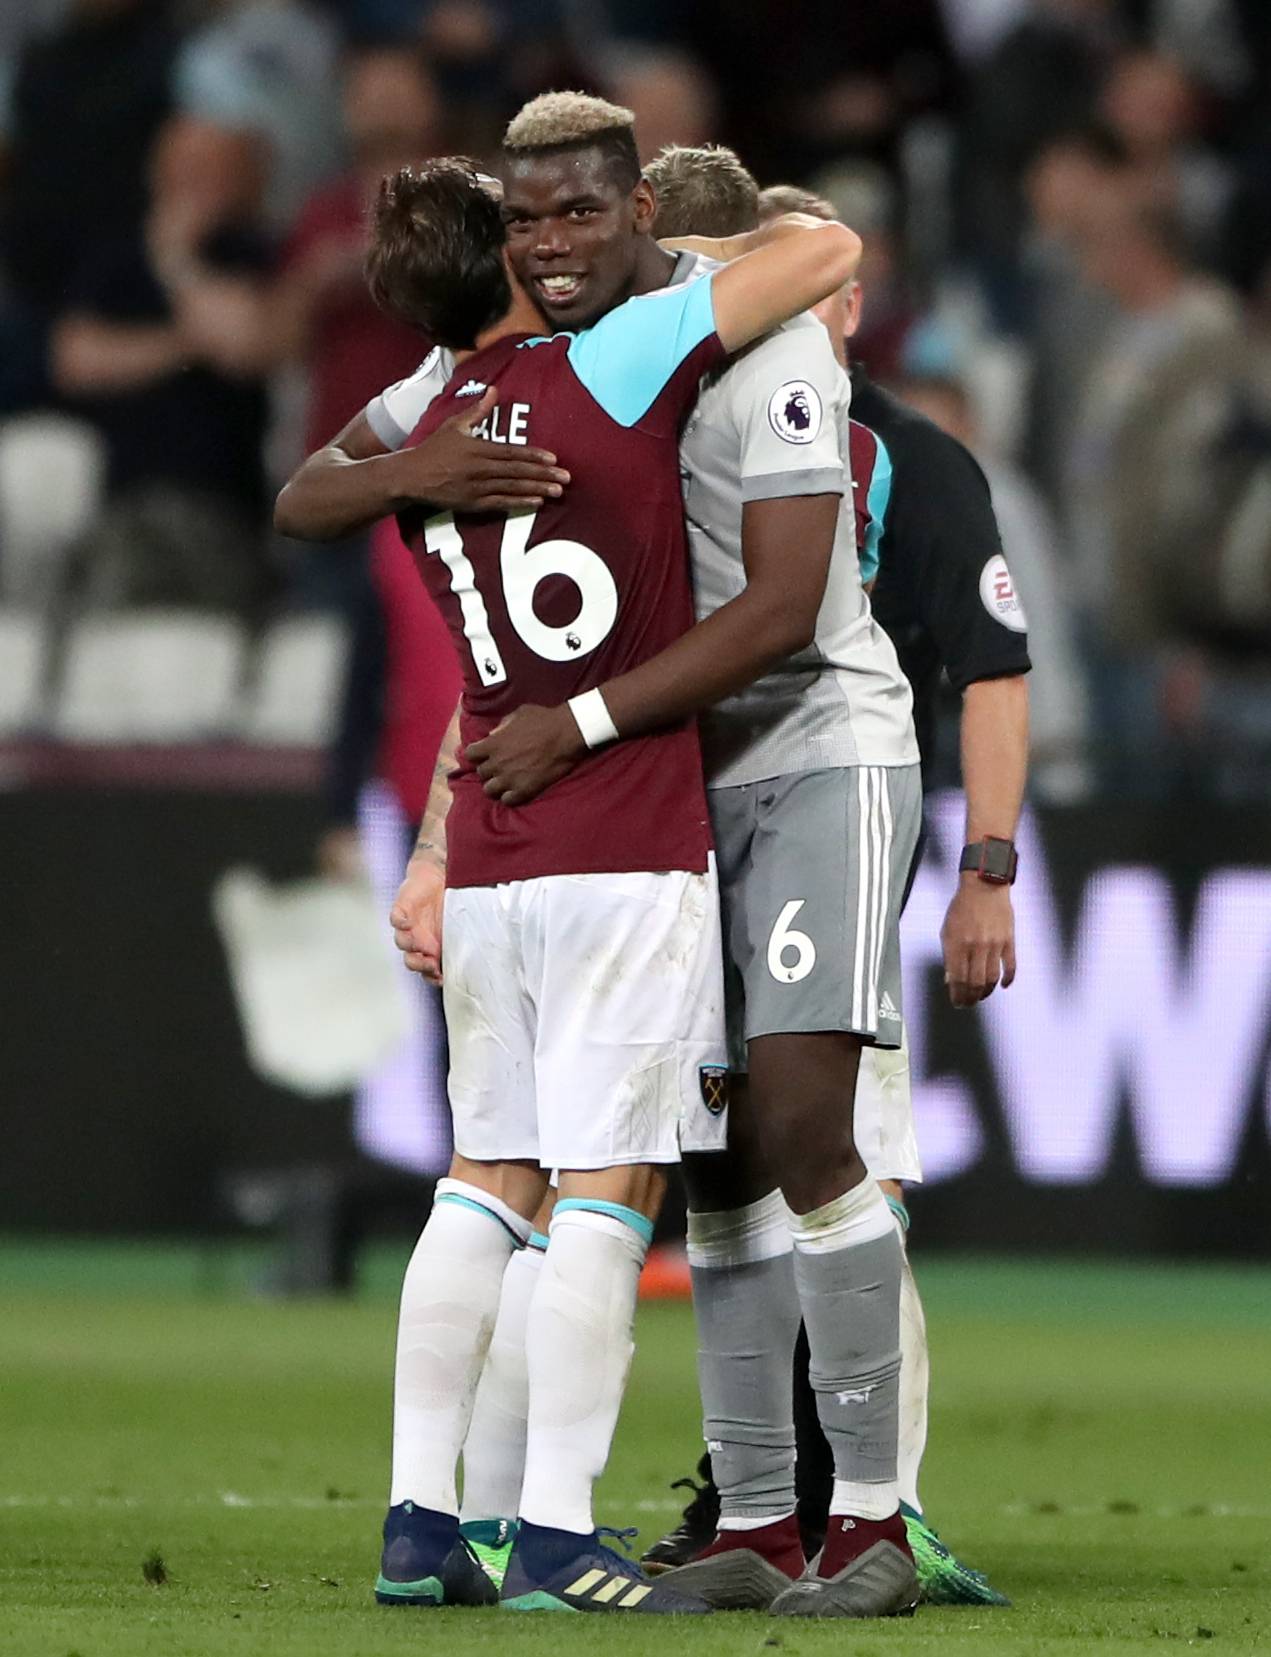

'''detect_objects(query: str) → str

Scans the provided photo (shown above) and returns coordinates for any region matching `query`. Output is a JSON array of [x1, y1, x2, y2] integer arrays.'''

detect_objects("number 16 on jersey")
[[425, 508, 619, 686]]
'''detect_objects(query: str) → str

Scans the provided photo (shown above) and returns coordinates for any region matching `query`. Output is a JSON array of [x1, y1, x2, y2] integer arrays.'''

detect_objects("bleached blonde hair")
[[504, 90, 636, 151]]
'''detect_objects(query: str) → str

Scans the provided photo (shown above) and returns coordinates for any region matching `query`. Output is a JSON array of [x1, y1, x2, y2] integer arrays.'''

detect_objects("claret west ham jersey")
[[400, 276, 725, 889]]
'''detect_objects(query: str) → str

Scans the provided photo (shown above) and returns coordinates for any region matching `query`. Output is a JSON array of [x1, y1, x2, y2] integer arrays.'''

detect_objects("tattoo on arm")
[[412, 702, 461, 866]]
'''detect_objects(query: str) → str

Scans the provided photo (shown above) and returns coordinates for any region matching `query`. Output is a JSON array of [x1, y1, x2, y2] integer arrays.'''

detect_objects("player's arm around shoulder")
[[274, 388, 568, 543], [466, 329, 849, 808], [708, 215, 862, 352]]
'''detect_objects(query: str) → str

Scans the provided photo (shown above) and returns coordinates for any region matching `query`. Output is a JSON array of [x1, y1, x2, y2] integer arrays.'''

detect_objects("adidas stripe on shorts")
[[710, 764, 922, 1068]]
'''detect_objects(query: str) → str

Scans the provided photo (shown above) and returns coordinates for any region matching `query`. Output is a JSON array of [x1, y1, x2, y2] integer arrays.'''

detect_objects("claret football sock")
[[686, 1190, 801, 1526], [788, 1179, 903, 1526], [519, 1201, 650, 1535], [389, 1179, 531, 1514], [815, 1508, 911, 1577], [666, 1511, 805, 1609], [461, 1237, 546, 1524]]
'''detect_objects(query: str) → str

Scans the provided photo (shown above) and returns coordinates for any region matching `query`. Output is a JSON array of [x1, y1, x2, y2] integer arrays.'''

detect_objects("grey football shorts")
[[709, 764, 923, 1069]]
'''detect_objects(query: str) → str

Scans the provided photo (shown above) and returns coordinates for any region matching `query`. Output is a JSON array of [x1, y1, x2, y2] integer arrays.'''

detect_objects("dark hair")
[[365, 159, 510, 350], [505, 130, 641, 195], [646, 143, 759, 238]]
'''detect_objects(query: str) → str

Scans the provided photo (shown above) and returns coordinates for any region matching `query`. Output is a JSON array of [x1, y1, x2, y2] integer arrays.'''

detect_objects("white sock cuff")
[[434, 1178, 532, 1247], [687, 1188, 792, 1269], [717, 1508, 795, 1532], [550, 1204, 650, 1265], [788, 1179, 893, 1254], [831, 1478, 899, 1521]]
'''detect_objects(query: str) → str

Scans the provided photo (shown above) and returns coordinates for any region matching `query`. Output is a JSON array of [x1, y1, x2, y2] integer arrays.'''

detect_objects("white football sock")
[[519, 1203, 649, 1535], [459, 1240, 545, 1523], [897, 1239, 929, 1514], [388, 1179, 530, 1512]]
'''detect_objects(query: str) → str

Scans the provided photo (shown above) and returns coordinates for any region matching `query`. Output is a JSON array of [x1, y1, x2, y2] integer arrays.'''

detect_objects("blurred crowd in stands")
[[1, 0, 1269, 809]]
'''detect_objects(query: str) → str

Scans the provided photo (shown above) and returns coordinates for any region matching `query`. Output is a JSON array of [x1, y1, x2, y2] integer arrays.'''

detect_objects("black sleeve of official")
[[885, 424, 1032, 693]]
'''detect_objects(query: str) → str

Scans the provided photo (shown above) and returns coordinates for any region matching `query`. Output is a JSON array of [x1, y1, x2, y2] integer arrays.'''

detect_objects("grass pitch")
[[2, 1242, 1268, 1656]]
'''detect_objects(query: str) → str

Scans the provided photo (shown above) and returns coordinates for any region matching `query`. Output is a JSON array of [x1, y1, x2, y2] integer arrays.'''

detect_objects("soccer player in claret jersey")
[[350, 155, 861, 1615]]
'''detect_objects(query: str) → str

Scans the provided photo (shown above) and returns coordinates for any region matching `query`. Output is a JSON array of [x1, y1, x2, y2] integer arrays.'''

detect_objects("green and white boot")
[[903, 1505, 1011, 1606], [461, 1518, 518, 1591]]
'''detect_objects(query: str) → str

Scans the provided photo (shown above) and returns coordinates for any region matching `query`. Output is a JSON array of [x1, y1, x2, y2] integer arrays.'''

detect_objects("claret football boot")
[[501, 1520, 711, 1613], [375, 1501, 497, 1607], [665, 1512, 805, 1609], [769, 1510, 920, 1619], [639, 1454, 720, 1574], [902, 1504, 1011, 1606]]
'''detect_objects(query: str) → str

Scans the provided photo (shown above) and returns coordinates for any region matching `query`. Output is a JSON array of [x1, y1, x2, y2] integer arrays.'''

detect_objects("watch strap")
[[960, 837, 1018, 884]]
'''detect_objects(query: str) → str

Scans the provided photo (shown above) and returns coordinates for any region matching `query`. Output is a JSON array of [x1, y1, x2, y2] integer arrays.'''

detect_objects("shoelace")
[[670, 1474, 718, 1527], [596, 1525, 641, 1573]]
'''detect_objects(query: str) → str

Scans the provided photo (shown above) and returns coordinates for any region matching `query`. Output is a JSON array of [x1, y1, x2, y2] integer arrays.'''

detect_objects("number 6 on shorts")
[[767, 899, 816, 984]]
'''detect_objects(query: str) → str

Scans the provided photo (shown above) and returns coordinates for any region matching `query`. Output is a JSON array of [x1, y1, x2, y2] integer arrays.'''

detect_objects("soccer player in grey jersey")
[[637, 161, 1015, 1610]]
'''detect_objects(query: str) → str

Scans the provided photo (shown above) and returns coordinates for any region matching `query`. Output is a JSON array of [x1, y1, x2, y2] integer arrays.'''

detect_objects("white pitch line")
[[0, 1492, 682, 1515], [3, 1495, 1269, 1520], [0, 1493, 380, 1511]]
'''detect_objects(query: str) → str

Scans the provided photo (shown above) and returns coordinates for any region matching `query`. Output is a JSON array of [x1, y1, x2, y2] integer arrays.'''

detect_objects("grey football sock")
[[793, 1228, 903, 1493], [688, 1196, 802, 1522]]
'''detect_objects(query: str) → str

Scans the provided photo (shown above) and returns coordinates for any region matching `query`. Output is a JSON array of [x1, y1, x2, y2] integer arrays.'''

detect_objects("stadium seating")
[[0, 609, 47, 736], [53, 611, 247, 743], [0, 414, 105, 607], [237, 612, 349, 747]]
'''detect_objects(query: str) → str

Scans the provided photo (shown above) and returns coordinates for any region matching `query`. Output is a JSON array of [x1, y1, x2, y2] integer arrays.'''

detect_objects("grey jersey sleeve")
[[725, 319, 848, 503], [364, 347, 455, 450]]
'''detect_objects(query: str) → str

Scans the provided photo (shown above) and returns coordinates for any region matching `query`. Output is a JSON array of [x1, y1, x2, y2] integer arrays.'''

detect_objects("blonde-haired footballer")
[[392, 97, 925, 1619]]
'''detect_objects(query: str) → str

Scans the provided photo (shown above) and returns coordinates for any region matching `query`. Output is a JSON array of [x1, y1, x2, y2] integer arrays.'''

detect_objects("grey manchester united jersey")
[[674, 255, 918, 788]]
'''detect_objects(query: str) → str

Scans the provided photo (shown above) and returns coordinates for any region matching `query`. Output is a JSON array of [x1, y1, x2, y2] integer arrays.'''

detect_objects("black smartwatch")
[[959, 837, 1018, 885]]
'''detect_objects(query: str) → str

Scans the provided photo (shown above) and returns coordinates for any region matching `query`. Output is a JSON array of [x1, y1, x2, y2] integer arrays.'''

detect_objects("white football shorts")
[[442, 857, 728, 1170]]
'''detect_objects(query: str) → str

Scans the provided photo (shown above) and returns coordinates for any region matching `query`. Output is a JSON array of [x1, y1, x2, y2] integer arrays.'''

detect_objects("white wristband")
[[567, 687, 620, 750]]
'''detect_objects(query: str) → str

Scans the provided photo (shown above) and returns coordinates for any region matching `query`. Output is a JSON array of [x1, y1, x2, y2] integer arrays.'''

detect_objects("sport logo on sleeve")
[[768, 380, 823, 445], [978, 553, 1028, 632]]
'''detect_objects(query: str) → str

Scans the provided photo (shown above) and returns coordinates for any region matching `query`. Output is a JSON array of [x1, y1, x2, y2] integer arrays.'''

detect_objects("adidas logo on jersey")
[[879, 991, 900, 1020], [455, 379, 488, 398]]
